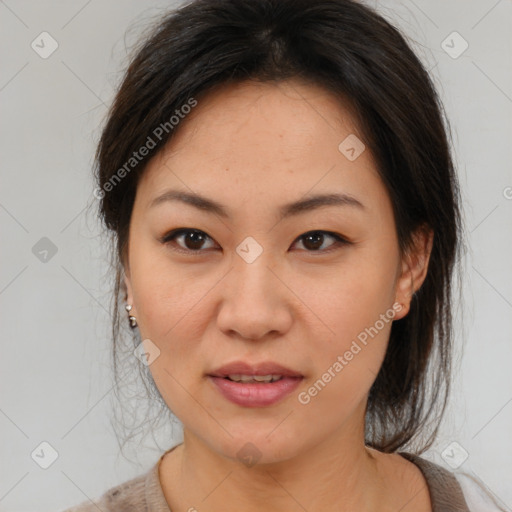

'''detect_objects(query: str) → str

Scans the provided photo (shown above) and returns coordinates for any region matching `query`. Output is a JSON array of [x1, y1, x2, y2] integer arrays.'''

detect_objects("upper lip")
[[208, 361, 303, 378]]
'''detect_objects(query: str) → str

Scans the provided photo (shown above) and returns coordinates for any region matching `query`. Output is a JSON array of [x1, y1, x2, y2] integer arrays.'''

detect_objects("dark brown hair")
[[93, 0, 464, 454]]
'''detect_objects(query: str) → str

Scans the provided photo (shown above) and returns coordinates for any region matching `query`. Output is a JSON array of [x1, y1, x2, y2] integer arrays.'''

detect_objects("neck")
[[164, 424, 388, 512]]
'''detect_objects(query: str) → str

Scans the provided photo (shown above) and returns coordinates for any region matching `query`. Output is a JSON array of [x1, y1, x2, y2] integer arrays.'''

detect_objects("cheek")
[[291, 256, 397, 409], [297, 317, 392, 420], [129, 239, 217, 339], [291, 249, 398, 345]]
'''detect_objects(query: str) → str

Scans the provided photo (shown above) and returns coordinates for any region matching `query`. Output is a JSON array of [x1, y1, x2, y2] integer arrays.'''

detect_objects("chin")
[[206, 425, 308, 468]]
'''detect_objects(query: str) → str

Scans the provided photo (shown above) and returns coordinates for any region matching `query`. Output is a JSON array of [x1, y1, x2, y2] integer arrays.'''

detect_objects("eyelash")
[[159, 228, 351, 256]]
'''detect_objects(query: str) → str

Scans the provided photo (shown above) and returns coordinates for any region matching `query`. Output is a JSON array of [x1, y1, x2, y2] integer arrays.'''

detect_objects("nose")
[[216, 253, 293, 341]]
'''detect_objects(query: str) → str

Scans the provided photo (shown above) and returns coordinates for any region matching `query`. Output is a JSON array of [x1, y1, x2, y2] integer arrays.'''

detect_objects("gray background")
[[1, 1, 511, 510]]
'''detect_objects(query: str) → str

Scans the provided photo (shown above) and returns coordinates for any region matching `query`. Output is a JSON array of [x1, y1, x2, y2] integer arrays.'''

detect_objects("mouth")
[[207, 361, 304, 407], [220, 374, 286, 383], [208, 360, 303, 379]]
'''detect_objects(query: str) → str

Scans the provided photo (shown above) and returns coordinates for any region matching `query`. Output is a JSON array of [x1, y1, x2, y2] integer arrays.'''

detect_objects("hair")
[[93, 0, 465, 455]]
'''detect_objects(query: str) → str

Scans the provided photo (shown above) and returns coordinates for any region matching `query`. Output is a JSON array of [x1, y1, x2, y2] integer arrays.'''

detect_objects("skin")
[[123, 79, 434, 512]]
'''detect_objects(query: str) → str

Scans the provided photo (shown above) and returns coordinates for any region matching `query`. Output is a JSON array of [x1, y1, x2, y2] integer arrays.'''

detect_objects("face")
[[123, 79, 431, 465]]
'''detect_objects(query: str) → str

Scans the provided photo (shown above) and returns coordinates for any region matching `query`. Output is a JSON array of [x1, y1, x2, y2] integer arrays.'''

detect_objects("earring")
[[125, 304, 138, 328]]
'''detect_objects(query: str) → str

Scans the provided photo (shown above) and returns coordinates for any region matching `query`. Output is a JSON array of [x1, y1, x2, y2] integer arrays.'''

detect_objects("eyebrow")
[[149, 189, 365, 220]]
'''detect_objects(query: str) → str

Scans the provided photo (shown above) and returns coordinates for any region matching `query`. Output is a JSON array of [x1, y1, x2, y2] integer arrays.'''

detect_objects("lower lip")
[[208, 376, 303, 407]]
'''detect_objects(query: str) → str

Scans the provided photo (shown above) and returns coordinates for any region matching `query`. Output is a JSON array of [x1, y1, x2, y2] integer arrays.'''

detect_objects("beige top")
[[61, 446, 475, 512]]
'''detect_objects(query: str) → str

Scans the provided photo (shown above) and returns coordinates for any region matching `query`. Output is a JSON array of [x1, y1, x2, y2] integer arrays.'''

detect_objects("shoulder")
[[399, 452, 507, 512], [59, 469, 150, 512], [399, 452, 470, 511], [59, 451, 172, 512]]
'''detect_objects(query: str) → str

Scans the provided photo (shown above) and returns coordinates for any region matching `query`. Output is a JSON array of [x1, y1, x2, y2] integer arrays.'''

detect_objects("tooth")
[[226, 374, 283, 383], [253, 375, 274, 382]]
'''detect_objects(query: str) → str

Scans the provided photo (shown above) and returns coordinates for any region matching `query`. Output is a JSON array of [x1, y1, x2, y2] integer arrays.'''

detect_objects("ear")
[[393, 224, 434, 321], [123, 260, 136, 316]]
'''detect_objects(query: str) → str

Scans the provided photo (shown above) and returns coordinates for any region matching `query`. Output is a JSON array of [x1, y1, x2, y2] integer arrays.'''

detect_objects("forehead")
[[135, 79, 385, 216], [168, 78, 360, 156]]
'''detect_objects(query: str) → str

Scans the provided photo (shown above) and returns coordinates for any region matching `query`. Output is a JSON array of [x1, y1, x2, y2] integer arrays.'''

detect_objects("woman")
[[63, 0, 504, 510]]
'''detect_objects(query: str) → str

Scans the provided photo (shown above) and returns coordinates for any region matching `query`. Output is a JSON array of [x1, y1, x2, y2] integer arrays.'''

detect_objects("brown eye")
[[293, 231, 349, 253], [161, 229, 217, 253]]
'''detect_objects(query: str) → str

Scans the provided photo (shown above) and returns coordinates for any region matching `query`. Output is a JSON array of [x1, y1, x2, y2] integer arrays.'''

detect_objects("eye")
[[160, 228, 218, 254], [292, 230, 350, 253], [160, 228, 350, 255]]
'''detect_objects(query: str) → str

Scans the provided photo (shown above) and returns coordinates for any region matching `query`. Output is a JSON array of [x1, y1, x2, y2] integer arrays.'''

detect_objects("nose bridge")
[[216, 243, 291, 340], [231, 243, 278, 304]]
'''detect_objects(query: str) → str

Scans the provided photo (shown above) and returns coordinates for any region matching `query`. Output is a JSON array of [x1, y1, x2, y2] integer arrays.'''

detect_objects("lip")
[[208, 375, 303, 407], [207, 360, 304, 408], [208, 361, 303, 378]]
